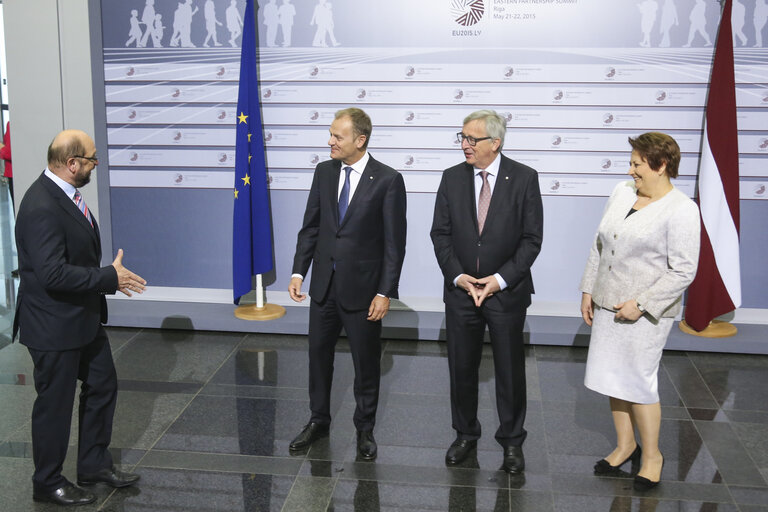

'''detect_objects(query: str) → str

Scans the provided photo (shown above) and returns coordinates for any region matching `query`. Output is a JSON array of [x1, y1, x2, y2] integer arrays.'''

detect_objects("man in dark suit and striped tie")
[[14, 130, 146, 506]]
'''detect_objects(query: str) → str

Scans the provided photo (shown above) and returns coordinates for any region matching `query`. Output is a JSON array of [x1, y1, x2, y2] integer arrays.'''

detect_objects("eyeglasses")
[[73, 155, 99, 163], [456, 133, 492, 146]]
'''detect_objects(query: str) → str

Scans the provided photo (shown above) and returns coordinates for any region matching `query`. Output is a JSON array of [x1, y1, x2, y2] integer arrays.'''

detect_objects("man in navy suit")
[[14, 130, 146, 505], [288, 108, 407, 460], [431, 111, 543, 473]]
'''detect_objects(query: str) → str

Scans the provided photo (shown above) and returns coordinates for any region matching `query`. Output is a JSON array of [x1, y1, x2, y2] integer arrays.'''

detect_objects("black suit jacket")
[[292, 155, 407, 310], [13, 173, 118, 351], [430, 154, 543, 307]]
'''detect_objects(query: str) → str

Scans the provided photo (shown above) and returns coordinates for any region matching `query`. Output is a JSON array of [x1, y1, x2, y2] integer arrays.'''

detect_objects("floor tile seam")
[[137, 450, 304, 477], [719, 407, 768, 414], [340, 460, 522, 483], [537, 398, 687, 414], [3, 418, 32, 447], [201, 383, 307, 391], [659, 362, 696, 413], [195, 392, 310, 400], [95, 488, 120, 511], [126, 336, 249, 471], [384, 390, 451, 398], [137, 460, 299, 477], [324, 472, 342, 512], [685, 350, 728, 408], [109, 328, 144, 361], [691, 419, 768, 489], [279, 472, 340, 512], [332, 472, 517, 491], [551, 470, 733, 487], [337, 476, 554, 494], [279, 474, 302, 512], [551, 474, 737, 503], [549, 489, 736, 505], [142, 447, 302, 461], [115, 390, 197, 471]]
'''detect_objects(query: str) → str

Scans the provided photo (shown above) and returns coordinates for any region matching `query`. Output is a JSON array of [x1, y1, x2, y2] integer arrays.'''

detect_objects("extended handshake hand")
[[111, 248, 147, 296]]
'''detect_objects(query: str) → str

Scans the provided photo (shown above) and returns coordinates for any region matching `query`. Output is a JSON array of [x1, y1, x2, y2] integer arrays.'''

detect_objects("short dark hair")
[[628, 132, 680, 178], [47, 137, 86, 168], [335, 108, 372, 149]]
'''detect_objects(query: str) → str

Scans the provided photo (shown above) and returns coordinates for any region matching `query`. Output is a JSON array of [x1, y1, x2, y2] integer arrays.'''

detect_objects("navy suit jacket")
[[430, 153, 543, 308], [13, 173, 118, 351], [292, 155, 407, 310]]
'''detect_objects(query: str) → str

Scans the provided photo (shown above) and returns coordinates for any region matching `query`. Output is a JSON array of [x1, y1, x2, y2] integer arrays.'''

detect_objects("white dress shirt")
[[337, 151, 369, 205], [44, 168, 79, 204]]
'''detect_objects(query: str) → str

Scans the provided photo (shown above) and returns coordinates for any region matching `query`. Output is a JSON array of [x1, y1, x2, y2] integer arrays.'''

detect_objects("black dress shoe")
[[633, 453, 664, 491], [501, 445, 525, 474], [445, 438, 477, 465], [33, 483, 96, 506], [289, 422, 329, 451], [357, 430, 377, 460], [77, 466, 140, 488], [594, 445, 642, 476]]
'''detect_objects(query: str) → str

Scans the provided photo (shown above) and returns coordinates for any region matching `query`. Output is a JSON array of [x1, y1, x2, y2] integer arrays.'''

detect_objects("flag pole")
[[234, 275, 286, 320]]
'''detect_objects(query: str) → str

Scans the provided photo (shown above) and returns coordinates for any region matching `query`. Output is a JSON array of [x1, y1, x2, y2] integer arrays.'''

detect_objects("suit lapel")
[[484, 156, 512, 233], [326, 160, 342, 227], [463, 163, 479, 233], [40, 175, 99, 246]]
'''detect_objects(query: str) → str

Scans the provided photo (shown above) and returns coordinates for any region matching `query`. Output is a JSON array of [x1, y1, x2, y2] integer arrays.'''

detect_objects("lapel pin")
[[369, 176, 374, 179], [505, 176, 509, 180]]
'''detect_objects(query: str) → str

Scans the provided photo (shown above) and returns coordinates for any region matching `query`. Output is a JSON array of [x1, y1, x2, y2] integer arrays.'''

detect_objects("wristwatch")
[[636, 301, 646, 313]]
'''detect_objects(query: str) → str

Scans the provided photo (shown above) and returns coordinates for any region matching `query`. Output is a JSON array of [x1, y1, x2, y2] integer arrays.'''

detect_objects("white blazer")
[[580, 181, 701, 320]]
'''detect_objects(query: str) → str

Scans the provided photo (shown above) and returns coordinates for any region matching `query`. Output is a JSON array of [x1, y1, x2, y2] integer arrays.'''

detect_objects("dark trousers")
[[27, 327, 118, 491], [308, 275, 382, 431], [445, 291, 528, 447]]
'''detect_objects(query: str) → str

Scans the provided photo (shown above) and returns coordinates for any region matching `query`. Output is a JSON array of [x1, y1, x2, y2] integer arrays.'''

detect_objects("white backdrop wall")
[[9, 1, 767, 329], [96, 0, 768, 320]]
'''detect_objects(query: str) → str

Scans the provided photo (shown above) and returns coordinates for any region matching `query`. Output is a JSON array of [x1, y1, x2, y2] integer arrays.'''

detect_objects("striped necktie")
[[477, 170, 490, 234], [74, 190, 93, 227]]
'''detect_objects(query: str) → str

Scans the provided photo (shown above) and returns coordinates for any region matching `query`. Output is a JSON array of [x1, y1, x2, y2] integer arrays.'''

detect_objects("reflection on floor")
[[0, 328, 766, 511]]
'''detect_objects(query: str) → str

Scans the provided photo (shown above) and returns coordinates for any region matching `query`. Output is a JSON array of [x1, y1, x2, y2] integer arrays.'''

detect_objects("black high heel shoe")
[[594, 445, 642, 475], [633, 453, 664, 491]]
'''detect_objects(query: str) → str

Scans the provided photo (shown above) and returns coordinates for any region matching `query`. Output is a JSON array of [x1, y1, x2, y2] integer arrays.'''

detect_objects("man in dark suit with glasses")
[[431, 110, 543, 473]]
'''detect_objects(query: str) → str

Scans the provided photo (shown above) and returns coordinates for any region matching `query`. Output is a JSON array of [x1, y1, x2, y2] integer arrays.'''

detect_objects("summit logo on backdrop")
[[451, 0, 484, 27]]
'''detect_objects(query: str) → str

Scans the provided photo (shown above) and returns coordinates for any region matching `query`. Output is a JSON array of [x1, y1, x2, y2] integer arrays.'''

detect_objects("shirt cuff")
[[291, 273, 304, 280], [494, 273, 507, 290]]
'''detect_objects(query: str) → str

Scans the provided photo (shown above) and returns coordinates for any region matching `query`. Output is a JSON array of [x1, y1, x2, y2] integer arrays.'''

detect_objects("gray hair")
[[463, 110, 506, 148]]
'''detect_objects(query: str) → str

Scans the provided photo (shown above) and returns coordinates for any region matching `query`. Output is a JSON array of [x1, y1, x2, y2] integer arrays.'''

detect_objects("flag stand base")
[[234, 303, 286, 321], [679, 319, 738, 338]]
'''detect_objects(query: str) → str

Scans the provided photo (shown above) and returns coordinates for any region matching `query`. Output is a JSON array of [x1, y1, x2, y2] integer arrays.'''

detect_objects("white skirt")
[[584, 307, 674, 404]]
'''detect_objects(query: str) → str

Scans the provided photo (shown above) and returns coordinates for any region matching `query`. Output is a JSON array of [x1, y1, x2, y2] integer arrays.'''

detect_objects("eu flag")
[[233, 0, 272, 304]]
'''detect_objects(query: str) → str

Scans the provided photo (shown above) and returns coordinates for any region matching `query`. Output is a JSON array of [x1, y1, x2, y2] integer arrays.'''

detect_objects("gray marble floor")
[[0, 328, 766, 511]]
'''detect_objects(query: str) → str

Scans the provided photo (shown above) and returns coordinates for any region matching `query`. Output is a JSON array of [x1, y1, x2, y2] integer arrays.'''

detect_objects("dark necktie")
[[477, 170, 490, 234], [338, 166, 353, 222]]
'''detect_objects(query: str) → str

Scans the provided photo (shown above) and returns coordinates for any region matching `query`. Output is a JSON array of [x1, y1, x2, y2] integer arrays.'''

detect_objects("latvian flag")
[[683, 0, 741, 332]]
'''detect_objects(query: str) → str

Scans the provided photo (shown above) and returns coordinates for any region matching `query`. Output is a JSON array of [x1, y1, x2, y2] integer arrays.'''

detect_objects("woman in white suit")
[[580, 133, 700, 491]]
